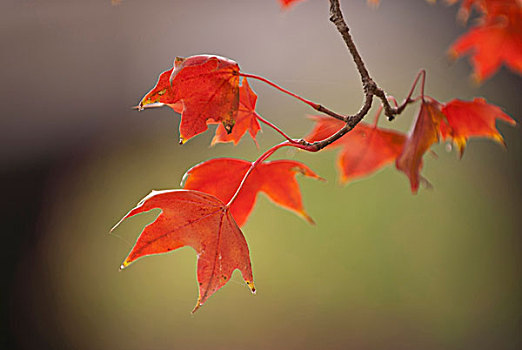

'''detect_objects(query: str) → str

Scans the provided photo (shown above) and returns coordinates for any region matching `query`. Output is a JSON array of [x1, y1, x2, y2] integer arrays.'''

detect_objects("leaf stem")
[[239, 73, 347, 122], [225, 141, 311, 208], [372, 105, 384, 127], [255, 115, 299, 144], [396, 69, 426, 111], [239, 73, 318, 108]]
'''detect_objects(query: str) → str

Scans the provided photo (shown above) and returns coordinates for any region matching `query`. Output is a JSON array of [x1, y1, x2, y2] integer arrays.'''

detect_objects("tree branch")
[[225, 1, 427, 195], [327, 0, 418, 122], [240, 72, 347, 122], [237, 1, 420, 155], [291, 0, 420, 151], [329, 0, 372, 85]]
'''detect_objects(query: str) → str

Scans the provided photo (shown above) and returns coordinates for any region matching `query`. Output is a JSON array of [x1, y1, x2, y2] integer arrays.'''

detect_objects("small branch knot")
[[364, 80, 377, 94]]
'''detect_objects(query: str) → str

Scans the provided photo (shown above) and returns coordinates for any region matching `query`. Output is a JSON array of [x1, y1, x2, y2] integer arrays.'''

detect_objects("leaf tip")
[[110, 216, 126, 233], [471, 72, 483, 86], [246, 280, 256, 294], [191, 302, 203, 314], [408, 180, 420, 194], [492, 133, 507, 150], [454, 137, 467, 158], [119, 260, 130, 271], [300, 211, 316, 225], [419, 176, 433, 192], [223, 123, 234, 135], [338, 172, 349, 186], [447, 48, 459, 61]]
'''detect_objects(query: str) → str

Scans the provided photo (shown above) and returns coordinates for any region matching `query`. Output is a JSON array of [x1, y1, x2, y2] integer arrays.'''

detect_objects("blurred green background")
[[2, 0, 521, 349]]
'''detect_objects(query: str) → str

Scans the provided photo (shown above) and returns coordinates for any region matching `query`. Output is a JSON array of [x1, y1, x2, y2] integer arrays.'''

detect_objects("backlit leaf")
[[211, 78, 262, 146], [138, 55, 240, 143], [113, 190, 255, 312], [182, 158, 322, 227], [440, 98, 516, 156], [395, 100, 446, 193], [279, 0, 305, 9], [306, 116, 406, 184], [449, 0, 522, 81]]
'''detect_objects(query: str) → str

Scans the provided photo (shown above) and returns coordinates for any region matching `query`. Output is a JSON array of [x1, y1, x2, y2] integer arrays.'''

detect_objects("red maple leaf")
[[460, 0, 521, 20], [396, 97, 516, 192], [138, 55, 240, 143], [449, 1, 522, 81], [182, 158, 322, 227], [279, 0, 305, 9], [210, 78, 262, 146], [113, 190, 255, 312], [440, 97, 516, 155], [136, 67, 184, 113], [395, 100, 446, 193], [306, 116, 406, 184]]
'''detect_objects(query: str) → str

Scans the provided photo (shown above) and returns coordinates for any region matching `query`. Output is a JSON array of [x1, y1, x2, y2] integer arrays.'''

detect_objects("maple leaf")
[[139, 68, 174, 107], [182, 158, 322, 227], [279, 0, 305, 9], [396, 96, 516, 192], [440, 97, 516, 156], [113, 189, 255, 312], [469, 0, 521, 18], [306, 116, 406, 184], [449, 1, 522, 81], [138, 55, 240, 143], [395, 100, 446, 193], [210, 78, 262, 146]]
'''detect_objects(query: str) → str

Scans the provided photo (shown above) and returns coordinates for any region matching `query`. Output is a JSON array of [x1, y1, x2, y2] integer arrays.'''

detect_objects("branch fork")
[[229, 0, 427, 197]]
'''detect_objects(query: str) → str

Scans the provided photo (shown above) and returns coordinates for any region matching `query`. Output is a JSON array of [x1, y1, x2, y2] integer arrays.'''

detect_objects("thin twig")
[[240, 72, 347, 122], [255, 115, 299, 144], [226, 141, 311, 207], [395, 69, 426, 113], [329, 0, 372, 85], [328, 0, 420, 122], [220, 1, 430, 203], [239, 73, 320, 109]]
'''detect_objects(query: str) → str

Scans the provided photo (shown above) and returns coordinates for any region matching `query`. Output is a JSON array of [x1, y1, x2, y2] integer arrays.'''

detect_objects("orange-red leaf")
[[395, 97, 515, 192], [211, 78, 262, 146], [138, 55, 240, 143], [440, 98, 516, 155], [449, 2, 522, 81], [305, 115, 346, 143], [132, 66, 184, 113], [113, 190, 255, 312], [306, 116, 406, 184], [138, 67, 176, 107], [182, 158, 321, 227], [279, 0, 305, 9], [396, 101, 446, 193]]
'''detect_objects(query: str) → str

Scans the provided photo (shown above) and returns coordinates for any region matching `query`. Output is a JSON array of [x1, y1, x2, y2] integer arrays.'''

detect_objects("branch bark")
[[295, 0, 418, 152], [226, 1, 428, 200]]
